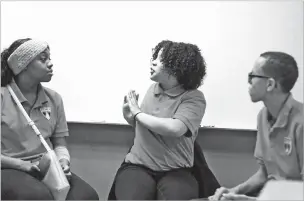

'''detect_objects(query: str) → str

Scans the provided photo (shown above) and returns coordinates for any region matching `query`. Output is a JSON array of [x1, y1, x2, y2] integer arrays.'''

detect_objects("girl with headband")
[[110, 40, 214, 200], [1, 38, 99, 200]]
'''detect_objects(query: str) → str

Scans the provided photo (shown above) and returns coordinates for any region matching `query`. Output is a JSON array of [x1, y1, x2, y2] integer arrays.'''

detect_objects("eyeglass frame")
[[248, 72, 273, 84]]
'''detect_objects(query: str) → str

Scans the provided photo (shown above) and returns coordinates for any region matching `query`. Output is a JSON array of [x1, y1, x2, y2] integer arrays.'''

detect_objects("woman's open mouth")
[[150, 68, 155, 75]]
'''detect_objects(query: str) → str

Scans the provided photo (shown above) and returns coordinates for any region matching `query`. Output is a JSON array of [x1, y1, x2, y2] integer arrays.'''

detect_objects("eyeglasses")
[[248, 72, 271, 84]]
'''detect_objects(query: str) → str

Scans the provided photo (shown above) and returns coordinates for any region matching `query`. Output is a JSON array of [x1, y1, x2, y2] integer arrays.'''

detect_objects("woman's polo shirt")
[[125, 83, 206, 171], [1, 80, 69, 160]]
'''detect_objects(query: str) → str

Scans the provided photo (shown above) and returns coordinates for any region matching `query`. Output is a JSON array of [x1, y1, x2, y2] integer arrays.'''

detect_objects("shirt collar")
[[153, 83, 186, 97], [264, 93, 294, 128], [9, 79, 48, 107]]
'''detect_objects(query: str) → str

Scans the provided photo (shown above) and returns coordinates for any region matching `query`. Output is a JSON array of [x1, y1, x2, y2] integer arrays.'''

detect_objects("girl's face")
[[23, 48, 54, 82]]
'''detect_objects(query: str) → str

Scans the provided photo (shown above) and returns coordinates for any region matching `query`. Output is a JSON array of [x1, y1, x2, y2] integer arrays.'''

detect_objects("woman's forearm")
[[50, 137, 71, 163], [50, 136, 68, 148], [1, 154, 24, 170], [135, 112, 187, 137]]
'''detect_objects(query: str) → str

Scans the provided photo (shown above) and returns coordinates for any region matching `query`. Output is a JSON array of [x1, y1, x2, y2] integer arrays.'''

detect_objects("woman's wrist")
[[54, 146, 70, 163], [133, 111, 142, 121], [59, 158, 70, 166], [231, 184, 242, 194]]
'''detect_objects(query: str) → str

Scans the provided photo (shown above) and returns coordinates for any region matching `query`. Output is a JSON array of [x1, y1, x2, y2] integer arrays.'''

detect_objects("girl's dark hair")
[[1, 38, 32, 86], [152, 40, 207, 90]]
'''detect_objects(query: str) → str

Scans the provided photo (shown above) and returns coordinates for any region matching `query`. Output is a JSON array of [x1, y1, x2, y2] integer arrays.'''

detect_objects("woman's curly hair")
[[152, 40, 207, 90]]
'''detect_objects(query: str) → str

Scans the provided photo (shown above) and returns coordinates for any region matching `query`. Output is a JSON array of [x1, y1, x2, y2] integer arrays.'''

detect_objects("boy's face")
[[248, 57, 271, 102]]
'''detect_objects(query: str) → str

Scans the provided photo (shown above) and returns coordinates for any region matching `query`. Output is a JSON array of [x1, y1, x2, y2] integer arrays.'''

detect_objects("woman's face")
[[24, 48, 53, 82], [150, 48, 171, 83]]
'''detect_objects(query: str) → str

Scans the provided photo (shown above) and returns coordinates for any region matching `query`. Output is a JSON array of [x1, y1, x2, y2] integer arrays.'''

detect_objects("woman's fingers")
[[62, 164, 70, 173], [222, 193, 256, 200], [31, 164, 40, 172]]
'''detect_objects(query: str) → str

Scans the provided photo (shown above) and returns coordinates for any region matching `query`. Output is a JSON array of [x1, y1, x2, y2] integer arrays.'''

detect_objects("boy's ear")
[[266, 78, 276, 92]]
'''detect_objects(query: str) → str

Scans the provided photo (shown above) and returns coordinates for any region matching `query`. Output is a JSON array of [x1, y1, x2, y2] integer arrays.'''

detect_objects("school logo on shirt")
[[40, 107, 51, 120], [284, 137, 292, 155]]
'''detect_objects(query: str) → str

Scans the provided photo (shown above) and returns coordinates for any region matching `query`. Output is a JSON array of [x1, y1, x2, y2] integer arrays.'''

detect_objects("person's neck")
[[159, 81, 179, 91], [15, 76, 39, 95], [263, 93, 290, 119]]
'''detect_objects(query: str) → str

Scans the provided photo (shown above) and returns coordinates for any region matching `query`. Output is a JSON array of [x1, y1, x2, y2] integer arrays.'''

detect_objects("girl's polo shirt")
[[1, 80, 69, 160]]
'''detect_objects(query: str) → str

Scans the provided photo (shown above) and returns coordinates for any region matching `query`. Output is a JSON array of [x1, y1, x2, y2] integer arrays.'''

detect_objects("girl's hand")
[[59, 158, 71, 179], [127, 90, 141, 120], [222, 193, 256, 201], [18, 160, 40, 173]]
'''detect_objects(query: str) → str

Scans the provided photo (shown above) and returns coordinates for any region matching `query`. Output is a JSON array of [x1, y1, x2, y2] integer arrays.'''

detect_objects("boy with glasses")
[[209, 51, 303, 201]]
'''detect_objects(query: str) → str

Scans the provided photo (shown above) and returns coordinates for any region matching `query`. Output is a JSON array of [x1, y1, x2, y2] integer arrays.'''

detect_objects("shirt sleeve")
[[173, 90, 206, 137], [295, 122, 303, 180], [254, 110, 265, 166], [52, 93, 69, 137]]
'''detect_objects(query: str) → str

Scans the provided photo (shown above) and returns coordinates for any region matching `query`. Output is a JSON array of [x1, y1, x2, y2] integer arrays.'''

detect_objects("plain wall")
[[67, 122, 259, 199], [2, 1, 302, 129]]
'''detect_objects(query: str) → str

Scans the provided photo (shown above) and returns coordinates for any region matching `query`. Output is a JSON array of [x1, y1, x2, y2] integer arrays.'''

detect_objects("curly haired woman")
[[113, 40, 208, 200]]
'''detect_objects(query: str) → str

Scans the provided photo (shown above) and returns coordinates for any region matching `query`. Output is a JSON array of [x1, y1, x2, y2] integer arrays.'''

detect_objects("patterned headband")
[[7, 39, 48, 75]]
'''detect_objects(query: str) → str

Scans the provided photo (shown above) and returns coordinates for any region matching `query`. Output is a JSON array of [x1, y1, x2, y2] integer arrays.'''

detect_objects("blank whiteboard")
[[1, 1, 303, 129]]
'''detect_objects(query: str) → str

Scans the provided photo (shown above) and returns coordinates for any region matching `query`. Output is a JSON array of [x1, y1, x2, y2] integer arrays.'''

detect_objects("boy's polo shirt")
[[1, 80, 69, 160], [125, 83, 206, 171], [254, 94, 303, 180]]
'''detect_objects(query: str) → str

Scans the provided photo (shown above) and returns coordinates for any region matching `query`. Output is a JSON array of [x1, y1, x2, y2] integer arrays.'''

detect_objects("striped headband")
[[7, 39, 48, 75]]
